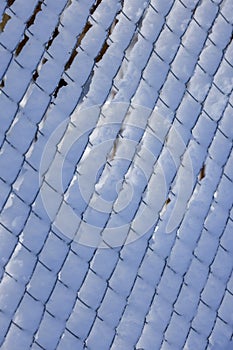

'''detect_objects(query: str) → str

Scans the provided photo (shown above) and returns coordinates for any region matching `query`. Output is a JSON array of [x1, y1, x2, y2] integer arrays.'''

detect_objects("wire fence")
[[0, 0, 233, 349]]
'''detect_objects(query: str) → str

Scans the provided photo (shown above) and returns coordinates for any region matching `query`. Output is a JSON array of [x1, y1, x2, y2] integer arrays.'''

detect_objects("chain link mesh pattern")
[[0, 0, 233, 349]]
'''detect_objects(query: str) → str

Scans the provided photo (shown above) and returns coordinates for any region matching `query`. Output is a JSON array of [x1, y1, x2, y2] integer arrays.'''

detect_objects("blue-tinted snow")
[[0, 11, 24, 51], [10, 0, 38, 21], [13, 293, 44, 334], [0, 0, 233, 348], [1, 323, 33, 350]]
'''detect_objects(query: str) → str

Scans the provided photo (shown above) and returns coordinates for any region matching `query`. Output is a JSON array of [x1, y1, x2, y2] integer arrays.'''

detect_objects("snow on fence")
[[0, 0, 233, 349]]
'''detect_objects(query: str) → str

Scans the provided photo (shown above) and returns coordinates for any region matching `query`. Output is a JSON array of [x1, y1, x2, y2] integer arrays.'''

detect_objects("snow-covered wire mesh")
[[0, 0, 233, 349]]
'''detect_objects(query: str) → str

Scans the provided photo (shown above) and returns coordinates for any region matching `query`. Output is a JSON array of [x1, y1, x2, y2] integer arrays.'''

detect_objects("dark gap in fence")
[[0, 13, 11, 32], [15, 34, 29, 56]]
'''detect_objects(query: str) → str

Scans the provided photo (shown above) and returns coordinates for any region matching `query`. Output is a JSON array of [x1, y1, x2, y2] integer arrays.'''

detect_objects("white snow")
[[27, 262, 57, 303], [13, 293, 44, 334], [155, 27, 180, 64], [86, 318, 115, 350], [0, 224, 17, 266], [194, 0, 218, 29], [35, 311, 64, 349], [0, 274, 25, 315], [0, 11, 24, 51], [19, 212, 49, 254], [1, 323, 33, 350], [0, 0, 233, 348], [59, 251, 88, 292], [66, 299, 96, 340], [3, 60, 31, 103], [5, 243, 36, 284], [47, 280, 76, 320], [1, 193, 29, 235], [201, 273, 226, 310], [167, 1, 191, 36], [7, 112, 36, 154], [0, 44, 11, 78], [174, 284, 199, 321], [39, 233, 68, 273], [10, 0, 38, 21]]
